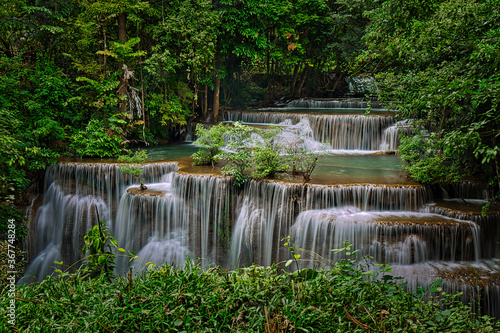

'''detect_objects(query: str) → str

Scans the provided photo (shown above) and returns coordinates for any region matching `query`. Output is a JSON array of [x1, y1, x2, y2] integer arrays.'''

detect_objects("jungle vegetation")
[[0, 0, 499, 243]]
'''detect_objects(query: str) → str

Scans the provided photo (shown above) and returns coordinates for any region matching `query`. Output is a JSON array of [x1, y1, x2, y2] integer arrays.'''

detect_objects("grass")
[[2, 257, 499, 332]]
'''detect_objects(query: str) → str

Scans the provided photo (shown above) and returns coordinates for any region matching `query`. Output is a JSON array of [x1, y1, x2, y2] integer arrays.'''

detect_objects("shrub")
[[217, 122, 254, 187], [118, 150, 149, 190], [191, 123, 228, 167], [70, 119, 123, 157]]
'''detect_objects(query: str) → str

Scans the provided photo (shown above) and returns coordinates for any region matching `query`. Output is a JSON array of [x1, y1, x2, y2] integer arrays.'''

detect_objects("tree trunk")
[[332, 72, 344, 92], [117, 12, 128, 113], [290, 65, 299, 97], [212, 45, 221, 122], [213, 75, 220, 121], [295, 66, 308, 98], [203, 84, 208, 120]]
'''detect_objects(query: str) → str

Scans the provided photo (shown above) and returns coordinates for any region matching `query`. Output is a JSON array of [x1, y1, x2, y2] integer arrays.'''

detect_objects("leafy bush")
[[118, 150, 149, 190], [81, 220, 118, 280], [70, 119, 124, 158], [399, 131, 465, 184], [192, 122, 325, 184], [191, 123, 228, 167], [284, 138, 322, 183], [5, 245, 498, 332], [251, 127, 289, 179], [217, 122, 254, 187]]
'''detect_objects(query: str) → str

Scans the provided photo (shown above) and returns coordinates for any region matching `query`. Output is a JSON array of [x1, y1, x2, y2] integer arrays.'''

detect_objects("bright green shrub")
[[70, 119, 124, 158], [192, 123, 228, 167]]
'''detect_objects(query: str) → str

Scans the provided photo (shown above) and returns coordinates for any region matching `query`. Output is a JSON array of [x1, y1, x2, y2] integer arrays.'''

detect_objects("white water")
[[23, 104, 499, 318], [224, 111, 396, 151]]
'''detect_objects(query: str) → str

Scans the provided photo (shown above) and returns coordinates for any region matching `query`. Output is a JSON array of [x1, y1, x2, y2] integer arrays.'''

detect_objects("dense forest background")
[[1, 0, 499, 221]]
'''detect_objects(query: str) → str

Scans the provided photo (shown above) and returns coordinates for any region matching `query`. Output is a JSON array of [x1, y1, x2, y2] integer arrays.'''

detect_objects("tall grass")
[[2, 257, 498, 332]]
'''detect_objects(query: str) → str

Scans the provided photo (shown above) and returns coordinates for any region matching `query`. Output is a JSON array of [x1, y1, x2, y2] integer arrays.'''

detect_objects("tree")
[[192, 122, 325, 184], [191, 123, 228, 168], [360, 0, 500, 204], [118, 150, 149, 190], [251, 127, 288, 179], [216, 122, 254, 187]]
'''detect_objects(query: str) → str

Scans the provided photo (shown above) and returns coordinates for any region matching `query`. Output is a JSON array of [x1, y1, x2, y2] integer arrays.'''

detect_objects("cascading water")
[[21, 162, 178, 282], [113, 172, 232, 272], [290, 208, 480, 266], [224, 111, 395, 151], [24, 100, 499, 318], [286, 98, 383, 109], [379, 120, 413, 151]]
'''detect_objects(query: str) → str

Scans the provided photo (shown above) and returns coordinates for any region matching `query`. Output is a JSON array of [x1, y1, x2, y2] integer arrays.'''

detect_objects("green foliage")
[[82, 220, 118, 280], [4, 253, 498, 331], [251, 127, 288, 179], [361, 0, 500, 197], [0, 109, 27, 202], [70, 119, 124, 158], [217, 122, 254, 187], [73, 76, 120, 114], [192, 123, 228, 167], [399, 131, 465, 184], [118, 150, 149, 190], [284, 139, 321, 183], [193, 122, 325, 184]]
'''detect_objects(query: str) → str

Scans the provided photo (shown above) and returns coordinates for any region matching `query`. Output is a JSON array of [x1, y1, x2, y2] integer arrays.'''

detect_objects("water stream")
[[22, 99, 500, 318]]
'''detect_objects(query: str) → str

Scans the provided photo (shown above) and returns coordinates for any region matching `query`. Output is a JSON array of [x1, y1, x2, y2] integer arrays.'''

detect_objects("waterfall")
[[229, 181, 433, 268], [23, 100, 499, 318], [440, 181, 490, 201], [19, 183, 110, 284], [21, 162, 178, 282], [424, 205, 500, 259], [111, 172, 233, 272], [379, 120, 413, 151], [304, 184, 432, 211], [286, 98, 384, 109], [230, 181, 302, 268], [290, 208, 480, 266], [391, 260, 500, 319], [224, 111, 395, 150]]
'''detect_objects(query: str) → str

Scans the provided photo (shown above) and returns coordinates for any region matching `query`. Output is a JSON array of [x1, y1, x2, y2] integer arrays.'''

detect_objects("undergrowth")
[[2, 226, 498, 332], [2, 261, 498, 332]]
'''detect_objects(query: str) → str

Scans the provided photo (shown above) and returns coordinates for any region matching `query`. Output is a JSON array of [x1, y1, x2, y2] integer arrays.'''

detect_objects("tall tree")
[[360, 0, 500, 203]]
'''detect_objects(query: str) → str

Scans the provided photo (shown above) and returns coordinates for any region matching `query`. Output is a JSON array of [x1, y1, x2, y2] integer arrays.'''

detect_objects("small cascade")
[[290, 208, 480, 266], [308, 115, 394, 150], [440, 181, 490, 201], [224, 111, 395, 150], [424, 205, 500, 259], [22, 162, 178, 282], [114, 173, 232, 272], [286, 98, 383, 109], [379, 120, 413, 151], [230, 181, 302, 268], [391, 260, 500, 319], [229, 181, 432, 268], [113, 188, 187, 271], [305, 184, 432, 211], [184, 122, 198, 142], [43, 162, 178, 219], [20, 183, 110, 283]]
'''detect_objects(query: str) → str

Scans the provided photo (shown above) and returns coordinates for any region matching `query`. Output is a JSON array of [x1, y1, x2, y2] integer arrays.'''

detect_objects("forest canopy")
[[1, 0, 499, 209]]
